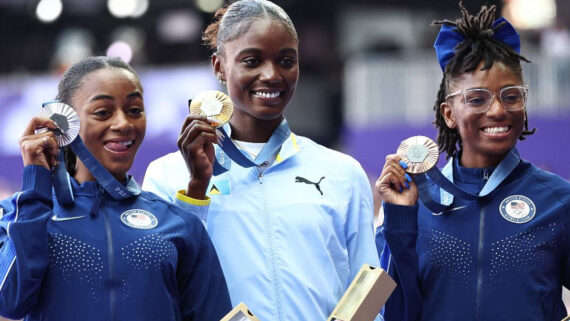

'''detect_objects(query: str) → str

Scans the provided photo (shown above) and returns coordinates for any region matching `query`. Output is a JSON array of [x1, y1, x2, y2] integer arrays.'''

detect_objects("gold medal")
[[37, 102, 80, 147], [189, 90, 233, 127], [397, 136, 439, 174]]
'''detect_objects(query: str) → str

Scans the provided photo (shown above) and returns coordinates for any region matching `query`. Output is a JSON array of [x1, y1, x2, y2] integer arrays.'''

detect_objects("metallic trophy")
[[220, 303, 261, 321], [327, 264, 396, 321]]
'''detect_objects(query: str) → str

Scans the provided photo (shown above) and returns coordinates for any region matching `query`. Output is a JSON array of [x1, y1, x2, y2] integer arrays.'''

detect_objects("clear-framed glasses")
[[445, 85, 528, 114]]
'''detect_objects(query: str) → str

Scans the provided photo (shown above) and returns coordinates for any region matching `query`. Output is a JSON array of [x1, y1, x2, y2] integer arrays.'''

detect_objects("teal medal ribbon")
[[414, 148, 520, 213], [213, 118, 291, 175], [41, 101, 138, 206]]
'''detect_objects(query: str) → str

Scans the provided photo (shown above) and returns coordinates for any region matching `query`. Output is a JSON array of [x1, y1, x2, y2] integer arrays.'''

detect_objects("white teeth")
[[483, 126, 509, 134], [254, 91, 280, 99], [119, 140, 133, 146]]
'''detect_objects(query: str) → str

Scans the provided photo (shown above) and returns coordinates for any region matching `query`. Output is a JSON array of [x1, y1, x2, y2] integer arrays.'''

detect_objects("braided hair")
[[55, 56, 140, 176], [202, 0, 297, 55], [432, 2, 535, 158]]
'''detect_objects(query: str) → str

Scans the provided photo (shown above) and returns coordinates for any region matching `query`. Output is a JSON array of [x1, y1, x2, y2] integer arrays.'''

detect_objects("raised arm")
[[0, 117, 59, 319], [376, 154, 421, 321]]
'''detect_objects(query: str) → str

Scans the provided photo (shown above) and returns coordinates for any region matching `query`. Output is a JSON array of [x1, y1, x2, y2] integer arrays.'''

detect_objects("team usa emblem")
[[499, 195, 536, 224], [120, 209, 158, 229]]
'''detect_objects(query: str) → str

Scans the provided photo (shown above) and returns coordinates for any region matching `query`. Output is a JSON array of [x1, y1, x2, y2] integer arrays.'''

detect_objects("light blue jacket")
[[143, 126, 380, 321]]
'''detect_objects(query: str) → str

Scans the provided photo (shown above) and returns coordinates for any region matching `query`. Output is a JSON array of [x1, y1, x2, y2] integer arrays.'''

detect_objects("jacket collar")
[[70, 175, 141, 197], [215, 118, 301, 171]]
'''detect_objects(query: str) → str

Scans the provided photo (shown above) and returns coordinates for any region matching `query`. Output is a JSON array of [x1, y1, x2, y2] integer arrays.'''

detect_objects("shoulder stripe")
[[0, 255, 16, 292], [6, 192, 22, 237], [0, 192, 23, 292], [291, 133, 299, 152]]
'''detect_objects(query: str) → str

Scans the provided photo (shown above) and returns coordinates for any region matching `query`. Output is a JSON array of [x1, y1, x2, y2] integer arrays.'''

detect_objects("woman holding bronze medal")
[[376, 3, 570, 321], [143, 1, 380, 320], [0, 56, 231, 321]]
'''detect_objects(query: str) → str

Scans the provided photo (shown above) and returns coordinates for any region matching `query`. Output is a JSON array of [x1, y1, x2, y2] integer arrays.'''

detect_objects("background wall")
[[0, 0, 569, 319]]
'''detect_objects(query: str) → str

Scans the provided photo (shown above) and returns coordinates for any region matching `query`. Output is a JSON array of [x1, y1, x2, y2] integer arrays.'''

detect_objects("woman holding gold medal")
[[376, 3, 570, 321], [143, 1, 380, 320], [0, 56, 231, 320]]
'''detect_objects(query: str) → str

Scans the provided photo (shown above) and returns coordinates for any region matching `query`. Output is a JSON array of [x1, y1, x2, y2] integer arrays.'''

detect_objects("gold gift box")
[[220, 302, 261, 321], [328, 264, 397, 321]]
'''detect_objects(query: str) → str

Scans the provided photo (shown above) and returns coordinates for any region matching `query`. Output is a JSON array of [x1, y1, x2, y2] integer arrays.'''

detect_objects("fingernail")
[[405, 180, 410, 189], [405, 173, 412, 182], [398, 160, 408, 169], [399, 186, 403, 193]]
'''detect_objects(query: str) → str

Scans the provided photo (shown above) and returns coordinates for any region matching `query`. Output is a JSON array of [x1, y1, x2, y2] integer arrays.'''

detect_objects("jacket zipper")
[[100, 187, 116, 321], [258, 172, 283, 320], [475, 172, 488, 321]]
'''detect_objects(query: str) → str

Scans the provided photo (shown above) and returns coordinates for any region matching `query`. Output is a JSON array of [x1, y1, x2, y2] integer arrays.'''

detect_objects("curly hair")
[[432, 2, 535, 158]]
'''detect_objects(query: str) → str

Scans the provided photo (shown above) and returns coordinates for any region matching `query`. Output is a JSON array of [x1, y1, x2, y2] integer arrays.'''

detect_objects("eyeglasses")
[[445, 85, 528, 114]]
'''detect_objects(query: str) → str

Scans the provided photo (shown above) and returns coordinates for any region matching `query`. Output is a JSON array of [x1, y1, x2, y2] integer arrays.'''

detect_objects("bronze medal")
[[397, 136, 439, 174]]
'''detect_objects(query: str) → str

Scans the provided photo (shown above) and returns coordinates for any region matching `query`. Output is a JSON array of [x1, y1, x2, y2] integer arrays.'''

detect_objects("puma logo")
[[295, 176, 325, 195]]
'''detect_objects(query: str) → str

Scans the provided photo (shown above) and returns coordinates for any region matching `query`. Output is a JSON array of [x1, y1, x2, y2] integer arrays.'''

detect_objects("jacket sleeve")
[[380, 202, 421, 321], [344, 164, 383, 321], [0, 165, 52, 319], [173, 192, 210, 224], [345, 164, 380, 281], [179, 214, 232, 321], [142, 158, 176, 203]]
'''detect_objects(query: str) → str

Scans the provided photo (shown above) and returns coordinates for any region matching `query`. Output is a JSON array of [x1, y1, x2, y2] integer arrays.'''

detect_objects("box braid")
[[432, 2, 535, 158]]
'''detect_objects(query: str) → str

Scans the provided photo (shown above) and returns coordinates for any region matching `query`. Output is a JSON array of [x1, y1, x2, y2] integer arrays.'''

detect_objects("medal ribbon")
[[42, 101, 137, 206], [212, 118, 291, 175], [414, 148, 520, 213]]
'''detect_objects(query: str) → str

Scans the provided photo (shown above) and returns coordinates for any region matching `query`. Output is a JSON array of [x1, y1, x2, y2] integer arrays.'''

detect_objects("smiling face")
[[213, 17, 299, 136], [71, 68, 146, 182], [441, 61, 525, 168]]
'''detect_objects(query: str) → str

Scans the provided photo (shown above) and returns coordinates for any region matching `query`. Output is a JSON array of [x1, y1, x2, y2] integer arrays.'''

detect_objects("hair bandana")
[[433, 17, 521, 71]]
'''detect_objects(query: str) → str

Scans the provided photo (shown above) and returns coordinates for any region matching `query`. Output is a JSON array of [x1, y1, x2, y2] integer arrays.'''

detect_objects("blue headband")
[[433, 17, 521, 71]]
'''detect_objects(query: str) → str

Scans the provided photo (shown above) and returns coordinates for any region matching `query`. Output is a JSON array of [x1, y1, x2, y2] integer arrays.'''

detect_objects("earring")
[[217, 73, 226, 86]]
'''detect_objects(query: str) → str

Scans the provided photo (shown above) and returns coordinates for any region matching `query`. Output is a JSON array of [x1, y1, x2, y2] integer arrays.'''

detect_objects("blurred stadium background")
[[0, 0, 569, 318]]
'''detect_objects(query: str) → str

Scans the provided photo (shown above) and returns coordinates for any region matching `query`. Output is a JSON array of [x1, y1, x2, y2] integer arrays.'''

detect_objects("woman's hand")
[[375, 154, 418, 206], [177, 115, 219, 200], [19, 116, 60, 170]]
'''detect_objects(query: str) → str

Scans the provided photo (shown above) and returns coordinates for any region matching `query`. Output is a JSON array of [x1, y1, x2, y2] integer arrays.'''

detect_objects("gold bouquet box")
[[220, 302, 261, 321], [327, 264, 397, 321]]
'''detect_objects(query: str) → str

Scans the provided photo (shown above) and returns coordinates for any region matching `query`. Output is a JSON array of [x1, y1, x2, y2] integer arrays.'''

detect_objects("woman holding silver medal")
[[376, 3, 570, 321], [143, 0, 380, 320], [0, 56, 231, 321]]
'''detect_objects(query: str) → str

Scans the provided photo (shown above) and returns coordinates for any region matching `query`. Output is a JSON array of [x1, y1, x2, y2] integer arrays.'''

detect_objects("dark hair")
[[56, 56, 141, 175], [202, 0, 297, 54], [432, 2, 535, 158]]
